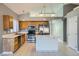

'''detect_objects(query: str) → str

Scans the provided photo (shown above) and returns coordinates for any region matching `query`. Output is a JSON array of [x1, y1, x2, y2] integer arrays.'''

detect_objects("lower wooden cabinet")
[[3, 33, 26, 54], [21, 34, 26, 45], [14, 34, 26, 52], [14, 37, 19, 52], [14, 44, 18, 52]]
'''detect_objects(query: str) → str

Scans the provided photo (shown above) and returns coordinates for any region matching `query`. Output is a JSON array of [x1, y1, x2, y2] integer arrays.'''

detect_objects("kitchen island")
[[2, 33, 26, 55], [36, 35, 58, 52]]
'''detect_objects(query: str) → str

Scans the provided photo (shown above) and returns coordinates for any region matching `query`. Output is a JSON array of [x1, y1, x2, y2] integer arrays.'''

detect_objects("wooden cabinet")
[[21, 34, 26, 44], [2, 33, 26, 54], [3, 15, 9, 30], [3, 36, 19, 53], [14, 37, 19, 52], [10, 16, 13, 29], [19, 21, 29, 30], [3, 15, 13, 30], [19, 21, 49, 30]]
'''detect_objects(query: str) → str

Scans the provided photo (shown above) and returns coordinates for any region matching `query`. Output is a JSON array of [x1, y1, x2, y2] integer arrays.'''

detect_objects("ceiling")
[[4, 3, 57, 15], [4, 3, 66, 15], [4, 3, 78, 15]]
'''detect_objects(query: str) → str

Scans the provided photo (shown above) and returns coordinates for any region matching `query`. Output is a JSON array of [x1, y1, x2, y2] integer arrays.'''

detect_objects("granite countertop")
[[2, 34, 20, 39], [18, 32, 27, 34], [2, 32, 27, 39]]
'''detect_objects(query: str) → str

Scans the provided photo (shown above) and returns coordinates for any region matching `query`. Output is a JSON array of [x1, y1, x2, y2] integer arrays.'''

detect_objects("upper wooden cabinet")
[[19, 21, 29, 30], [3, 15, 13, 30], [9, 16, 13, 29], [19, 21, 49, 30]]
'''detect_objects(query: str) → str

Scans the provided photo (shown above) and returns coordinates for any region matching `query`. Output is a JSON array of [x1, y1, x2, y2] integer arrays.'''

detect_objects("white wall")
[[13, 19, 19, 32], [67, 16, 78, 50], [0, 15, 3, 54], [65, 6, 79, 51], [0, 4, 18, 54]]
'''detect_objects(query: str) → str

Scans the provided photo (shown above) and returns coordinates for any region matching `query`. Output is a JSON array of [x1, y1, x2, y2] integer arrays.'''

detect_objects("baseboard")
[[1, 52, 13, 56], [67, 45, 76, 50], [67, 45, 79, 53], [68, 46, 79, 53]]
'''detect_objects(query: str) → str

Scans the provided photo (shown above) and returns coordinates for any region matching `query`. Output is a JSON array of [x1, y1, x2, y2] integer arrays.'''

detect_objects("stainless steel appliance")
[[27, 25, 36, 43], [38, 24, 50, 35]]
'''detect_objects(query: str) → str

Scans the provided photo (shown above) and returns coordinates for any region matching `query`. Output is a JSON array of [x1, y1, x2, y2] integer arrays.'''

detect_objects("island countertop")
[[36, 35, 58, 51], [2, 34, 20, 39]]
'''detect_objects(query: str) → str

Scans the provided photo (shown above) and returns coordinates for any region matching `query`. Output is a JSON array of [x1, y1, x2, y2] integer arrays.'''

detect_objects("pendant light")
[[39, 5, 55, 17], [30, 4, 55, 17]]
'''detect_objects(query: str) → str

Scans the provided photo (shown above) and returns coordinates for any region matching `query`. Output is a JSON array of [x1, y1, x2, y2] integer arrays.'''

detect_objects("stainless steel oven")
[[27, 25, 36, 43]]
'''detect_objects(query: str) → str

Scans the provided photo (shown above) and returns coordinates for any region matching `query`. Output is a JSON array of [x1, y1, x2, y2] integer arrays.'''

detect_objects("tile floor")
[[14, 41, 79, 56]]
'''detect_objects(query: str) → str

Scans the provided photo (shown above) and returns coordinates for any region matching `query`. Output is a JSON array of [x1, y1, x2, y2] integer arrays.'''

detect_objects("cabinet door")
[[19, 21, 29, 30], [14, 37, 18, 52], [21, 34, 26, 44], [3, 15, 10, 30], [3, 15, 13, 30], [10, 16, 13, 29]]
